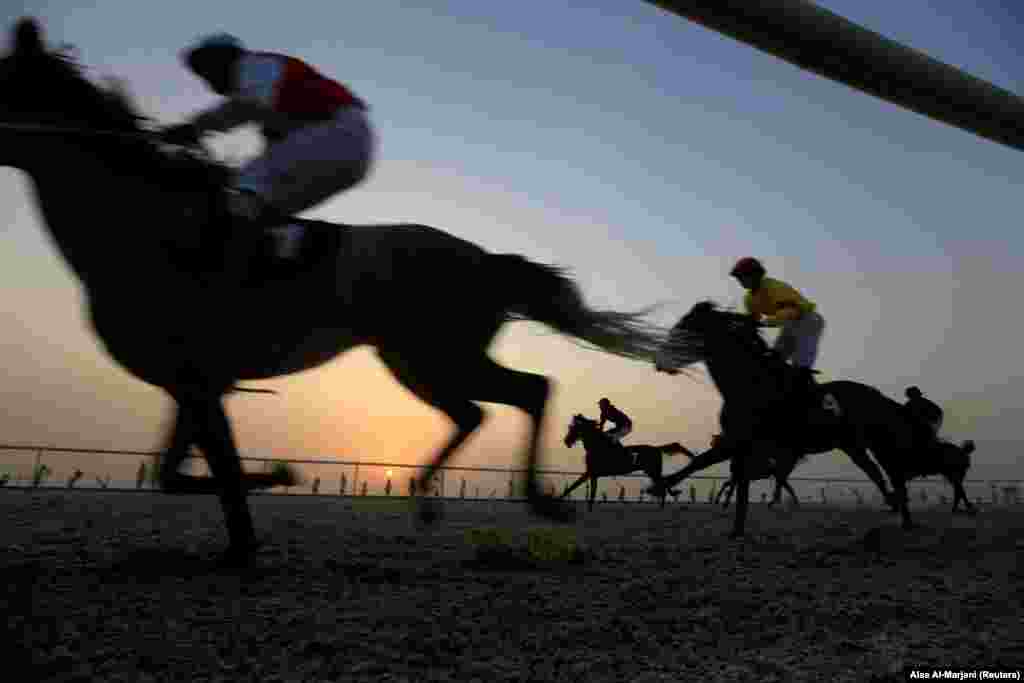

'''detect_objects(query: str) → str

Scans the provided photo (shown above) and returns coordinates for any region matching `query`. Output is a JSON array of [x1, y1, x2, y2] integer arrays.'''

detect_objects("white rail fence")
[[0, 444, 1019, 507]]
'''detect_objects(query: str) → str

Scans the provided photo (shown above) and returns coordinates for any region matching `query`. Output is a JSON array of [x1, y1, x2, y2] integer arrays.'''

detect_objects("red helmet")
[[730, 257, 764, 277]]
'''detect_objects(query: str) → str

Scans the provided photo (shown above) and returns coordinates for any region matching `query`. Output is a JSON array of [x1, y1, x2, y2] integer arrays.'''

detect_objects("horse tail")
[[492, 254, 665, 361]]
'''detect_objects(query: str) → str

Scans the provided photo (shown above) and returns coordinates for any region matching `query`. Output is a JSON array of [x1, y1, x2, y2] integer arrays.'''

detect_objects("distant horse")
[[901, 439, 976, 514], [562, 414, 694, 509], [652, 301, 942, 537], [0, 19, 666, 563]]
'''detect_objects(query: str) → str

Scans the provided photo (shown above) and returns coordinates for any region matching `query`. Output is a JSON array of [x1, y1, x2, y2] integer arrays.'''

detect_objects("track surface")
[[5, 491, 1023, 682]]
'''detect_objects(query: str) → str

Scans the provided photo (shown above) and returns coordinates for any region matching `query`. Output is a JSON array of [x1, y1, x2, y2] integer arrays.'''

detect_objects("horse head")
[[654, 300, 766, 374], [0, 18, 228, 193], [569, 411, 598, 448], [0, 19, 145, 136]]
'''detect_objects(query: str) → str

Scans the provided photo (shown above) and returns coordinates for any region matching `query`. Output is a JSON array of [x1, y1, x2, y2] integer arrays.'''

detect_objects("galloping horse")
[[652, 301, 935, 537], [903, 438, 977, 515], [562, 414, 694, 509], [0, 19, 666, 563]]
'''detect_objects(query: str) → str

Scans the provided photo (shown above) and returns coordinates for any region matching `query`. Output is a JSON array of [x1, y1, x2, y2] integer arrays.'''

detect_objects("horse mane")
[[669, 299, 773, 362], [4, 42, 230, 187], [699, 301, 770, 352]]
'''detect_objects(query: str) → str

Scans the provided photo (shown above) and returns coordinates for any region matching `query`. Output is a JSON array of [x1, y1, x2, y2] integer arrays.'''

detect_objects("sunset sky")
[[1, 1, 1022, 493]]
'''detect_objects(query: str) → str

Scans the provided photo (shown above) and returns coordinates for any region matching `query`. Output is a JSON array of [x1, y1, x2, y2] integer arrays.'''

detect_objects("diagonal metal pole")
[[644, 0, 1024, 152]]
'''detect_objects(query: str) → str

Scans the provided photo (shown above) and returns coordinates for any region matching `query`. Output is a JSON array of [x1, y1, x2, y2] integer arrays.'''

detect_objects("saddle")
[[603, 434, 637, 467], [244, 217, 346, 284]]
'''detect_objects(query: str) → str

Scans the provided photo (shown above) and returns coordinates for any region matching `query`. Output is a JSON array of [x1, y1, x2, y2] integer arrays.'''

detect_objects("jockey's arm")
[[761, 304, 802, 327], [190, 97, 269, 135]]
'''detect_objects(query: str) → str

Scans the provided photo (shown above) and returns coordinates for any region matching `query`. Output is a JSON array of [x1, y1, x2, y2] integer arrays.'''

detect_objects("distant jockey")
[[597, 398, 633, 445], [161, 33, 374, 264], [904, 385, 944, 453], [730, 257, 825, 403]]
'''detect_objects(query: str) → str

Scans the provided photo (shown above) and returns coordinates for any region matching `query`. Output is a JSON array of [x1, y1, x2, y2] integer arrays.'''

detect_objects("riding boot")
[[215, 189, 268, 287]]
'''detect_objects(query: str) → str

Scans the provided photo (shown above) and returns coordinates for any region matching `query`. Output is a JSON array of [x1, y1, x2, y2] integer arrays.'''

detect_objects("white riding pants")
[[235, 106, 375, 215], [773, 311, 825, 368]]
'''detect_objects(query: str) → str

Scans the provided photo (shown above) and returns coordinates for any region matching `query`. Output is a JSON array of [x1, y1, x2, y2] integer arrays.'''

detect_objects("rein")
[[0, 120, 157, 141]]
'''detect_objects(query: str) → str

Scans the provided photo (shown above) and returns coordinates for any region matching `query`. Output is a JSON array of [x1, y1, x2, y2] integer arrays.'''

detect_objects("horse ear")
[[13, 18, 45, 55]]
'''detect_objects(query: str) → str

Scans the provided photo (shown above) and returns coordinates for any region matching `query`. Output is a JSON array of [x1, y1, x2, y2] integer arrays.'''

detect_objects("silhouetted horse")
[[561, 414, 694, 509], [714, 454, 799, 509], [902, 439, 976, 514], [0, 19, 667, 563], [652, 301, 940, 537]]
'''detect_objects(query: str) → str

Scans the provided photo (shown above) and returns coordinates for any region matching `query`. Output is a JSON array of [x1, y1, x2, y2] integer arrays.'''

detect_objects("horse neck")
[[703, 340, 779, 404], [581, 426, 612, 451], [16, 138, 188, 291]]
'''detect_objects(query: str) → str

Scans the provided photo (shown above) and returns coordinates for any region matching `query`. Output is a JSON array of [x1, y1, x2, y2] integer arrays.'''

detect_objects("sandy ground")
[[4, 489, 1023, 682]]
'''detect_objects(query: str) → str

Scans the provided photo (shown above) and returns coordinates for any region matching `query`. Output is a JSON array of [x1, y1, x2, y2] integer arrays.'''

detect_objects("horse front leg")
[[729, 455, 751, 539], [159, 396, 297, 495], [782, 480, 799, 506], [892, 475, 915, 529], [562, 473, 590, 499], [950, 474, 976, 516], [588, 475, 598, 511], [193, 394, 258, 563]]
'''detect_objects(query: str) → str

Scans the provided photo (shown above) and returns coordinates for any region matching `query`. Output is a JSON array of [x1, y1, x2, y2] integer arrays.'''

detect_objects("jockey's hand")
[[160, 123, 201, 147]]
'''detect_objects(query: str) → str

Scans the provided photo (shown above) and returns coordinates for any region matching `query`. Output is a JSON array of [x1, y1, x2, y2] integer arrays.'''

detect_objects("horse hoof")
[[415, 497, 445, 527], [528, 493, 576, 524], [727, 530, 745, 540], [218, 538, 261, 568], [272, 464, 302, 488]]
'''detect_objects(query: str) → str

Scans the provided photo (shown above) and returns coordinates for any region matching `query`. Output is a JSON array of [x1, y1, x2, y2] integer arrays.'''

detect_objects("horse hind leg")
[[453, 354, 574, 522], [377, 350, 572, 524], [841, 442, 897, 509], [377, 350, 483, 501]]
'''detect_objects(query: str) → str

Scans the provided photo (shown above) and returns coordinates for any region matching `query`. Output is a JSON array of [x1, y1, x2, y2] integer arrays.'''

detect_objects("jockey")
[[161, 33, 375, 265], [904, 386, 944, 450], [597, 398, 633, 446], [730, 257, 825, 403]]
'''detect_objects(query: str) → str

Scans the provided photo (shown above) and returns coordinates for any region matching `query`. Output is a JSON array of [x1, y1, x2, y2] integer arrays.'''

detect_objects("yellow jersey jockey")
[[730, 257, 825, 401], [161, 33, 375, 264]]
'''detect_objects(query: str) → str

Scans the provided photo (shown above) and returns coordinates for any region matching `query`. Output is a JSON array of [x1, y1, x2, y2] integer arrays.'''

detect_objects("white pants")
[[774, 311, 825, 368], [607, 425, 632, 442], [235, 107, 375, 215]]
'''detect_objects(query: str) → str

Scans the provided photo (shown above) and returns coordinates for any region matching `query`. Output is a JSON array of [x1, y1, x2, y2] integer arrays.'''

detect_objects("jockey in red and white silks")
[[164, 33, 375, 255]]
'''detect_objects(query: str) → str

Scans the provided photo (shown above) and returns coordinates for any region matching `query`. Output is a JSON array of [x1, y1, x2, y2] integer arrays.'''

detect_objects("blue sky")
[[1, 1, 1022, 489]]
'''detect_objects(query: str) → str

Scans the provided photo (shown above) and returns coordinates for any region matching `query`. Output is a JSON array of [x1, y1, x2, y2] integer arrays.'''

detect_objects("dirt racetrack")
[[5, 490, 1023, 682]]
